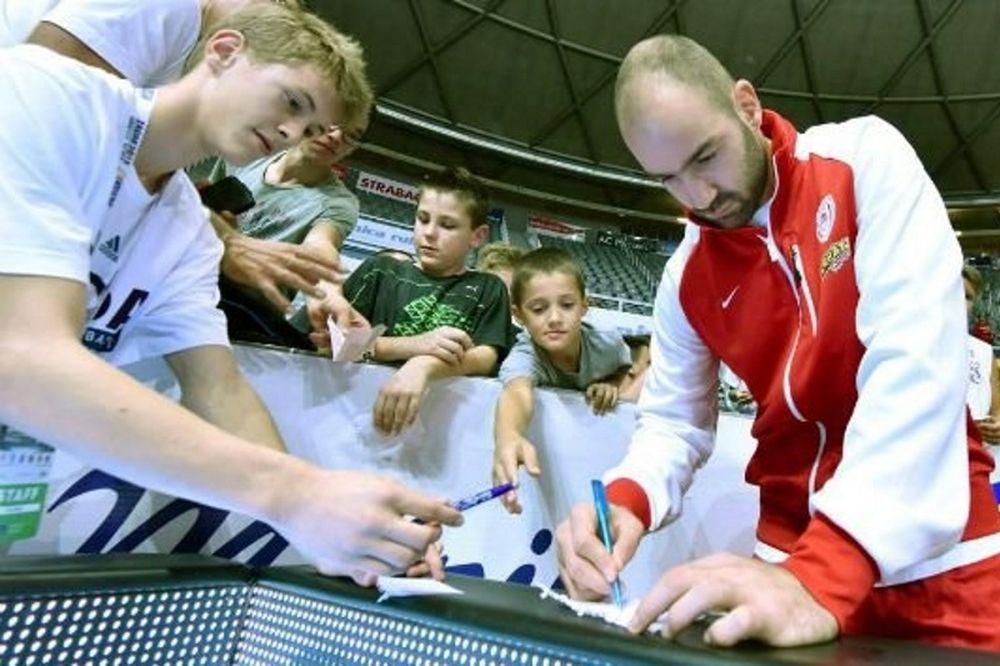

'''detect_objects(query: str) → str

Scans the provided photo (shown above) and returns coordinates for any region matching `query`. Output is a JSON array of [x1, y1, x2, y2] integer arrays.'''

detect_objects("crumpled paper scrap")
[[375, 576, 464, 603], [328, 317, 385, 362]]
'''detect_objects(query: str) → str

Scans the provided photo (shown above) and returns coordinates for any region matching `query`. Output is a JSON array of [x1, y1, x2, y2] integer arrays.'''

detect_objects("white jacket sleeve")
[[603, 226, 720, 529], [805, 116, 970, 580]]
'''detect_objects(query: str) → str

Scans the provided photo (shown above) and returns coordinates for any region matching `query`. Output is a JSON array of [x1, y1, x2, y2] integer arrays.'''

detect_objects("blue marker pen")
[[591, 479, 624, 608], [451, 482, 517, 512]]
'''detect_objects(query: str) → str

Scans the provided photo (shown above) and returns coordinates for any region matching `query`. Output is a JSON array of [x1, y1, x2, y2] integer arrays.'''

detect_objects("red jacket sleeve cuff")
[[780, 513, 879, 629], [605, 478, 651, 529]]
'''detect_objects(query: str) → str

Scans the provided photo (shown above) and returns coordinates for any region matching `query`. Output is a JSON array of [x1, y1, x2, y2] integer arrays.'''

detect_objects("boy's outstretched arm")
[[372, 344, 499, 435], [371, 326, 473, 365], [0, 274, 462, 582], [301, 221, 355, 331], [492, 377, 541, 514], [166, 344, 287, 453]]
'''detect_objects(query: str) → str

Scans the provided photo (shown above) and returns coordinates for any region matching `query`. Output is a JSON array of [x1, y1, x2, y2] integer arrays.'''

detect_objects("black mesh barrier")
[[0, 554, 997, 666], [235, 585, 607, 666], [0, 585, 247, 666]]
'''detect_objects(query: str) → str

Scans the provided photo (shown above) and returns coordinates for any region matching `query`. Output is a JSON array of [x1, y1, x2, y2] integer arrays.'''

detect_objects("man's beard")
[[696, 121, 769, 229], [731, 120, 769, 223]]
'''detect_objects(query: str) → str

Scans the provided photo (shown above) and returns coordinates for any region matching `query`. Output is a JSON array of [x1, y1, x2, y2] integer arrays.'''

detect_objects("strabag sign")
[[356, 171, 420, 205]]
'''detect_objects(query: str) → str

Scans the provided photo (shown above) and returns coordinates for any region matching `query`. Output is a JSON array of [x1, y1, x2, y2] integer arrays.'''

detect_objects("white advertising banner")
[[345, 215, 415, 253], [2, 345, 759, 595]]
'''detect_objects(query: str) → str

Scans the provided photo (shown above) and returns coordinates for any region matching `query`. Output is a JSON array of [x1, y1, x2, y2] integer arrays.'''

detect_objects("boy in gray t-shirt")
[[493, 247, 631, 513]]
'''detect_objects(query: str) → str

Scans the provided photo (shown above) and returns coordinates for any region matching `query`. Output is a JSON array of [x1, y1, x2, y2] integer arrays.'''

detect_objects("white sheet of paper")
[[375, 577, 464, 603], [535, 586, 664, 633], [327, 317, 385, 362]]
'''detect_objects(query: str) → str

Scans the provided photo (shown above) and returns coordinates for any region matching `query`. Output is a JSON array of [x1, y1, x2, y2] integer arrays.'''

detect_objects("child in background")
[[619, 334, 651, 402], [492, 247, 632, 513], [963, 265, 1000, 445], [477, 241, 526, 348], [476, 242, 525, 297]]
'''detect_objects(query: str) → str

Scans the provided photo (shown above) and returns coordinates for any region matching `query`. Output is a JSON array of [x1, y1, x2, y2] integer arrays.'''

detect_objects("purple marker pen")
[[450, 482, 517, 512]]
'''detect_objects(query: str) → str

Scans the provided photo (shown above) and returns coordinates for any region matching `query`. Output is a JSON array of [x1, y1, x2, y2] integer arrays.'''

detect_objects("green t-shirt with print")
[[344, 255, 514, 360]]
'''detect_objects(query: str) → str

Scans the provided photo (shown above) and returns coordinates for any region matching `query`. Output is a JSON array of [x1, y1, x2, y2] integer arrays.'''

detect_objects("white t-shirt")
[[4, 0, 201, 86], [967, 334, 993, 421], [0, 45, 227, 366], [0, 0, 60, 46]]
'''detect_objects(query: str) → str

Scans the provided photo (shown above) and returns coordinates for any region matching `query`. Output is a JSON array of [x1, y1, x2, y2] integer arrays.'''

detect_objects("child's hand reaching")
[[585, 381, 619, 415], [492, 434, 541, 514], [977, 416, 1000, 443]]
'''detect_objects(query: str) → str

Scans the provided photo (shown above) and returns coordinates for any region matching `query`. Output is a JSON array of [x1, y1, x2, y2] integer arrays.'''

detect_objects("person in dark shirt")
[[329, 166, 514, 435]]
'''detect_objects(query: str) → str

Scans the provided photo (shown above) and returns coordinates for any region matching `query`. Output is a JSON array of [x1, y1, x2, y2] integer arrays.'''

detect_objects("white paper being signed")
[[535, 586, 664, 633]]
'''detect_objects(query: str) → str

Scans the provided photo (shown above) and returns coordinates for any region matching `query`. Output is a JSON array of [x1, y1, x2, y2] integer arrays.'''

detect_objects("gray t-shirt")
[[208, 155, 359, 243], [499, 322, 631, 389]]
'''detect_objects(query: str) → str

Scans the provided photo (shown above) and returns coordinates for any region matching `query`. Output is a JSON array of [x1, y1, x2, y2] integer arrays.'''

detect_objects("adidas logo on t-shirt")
[[98, 235, 121, 262]]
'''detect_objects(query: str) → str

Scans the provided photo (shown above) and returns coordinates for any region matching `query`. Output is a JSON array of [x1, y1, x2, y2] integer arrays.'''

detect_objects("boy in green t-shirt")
[[324, 166, 514, 436]]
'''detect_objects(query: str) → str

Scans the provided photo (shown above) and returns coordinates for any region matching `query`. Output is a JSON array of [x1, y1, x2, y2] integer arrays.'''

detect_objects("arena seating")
[[354, 188, 415, 223], [345, 166, 668, 311], [638, 250, 668, 284], [538, 235, 659, 305]]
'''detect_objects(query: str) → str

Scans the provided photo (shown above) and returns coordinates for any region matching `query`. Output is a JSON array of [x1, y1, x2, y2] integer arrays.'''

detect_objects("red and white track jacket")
[[606, 110, 1000, 626]]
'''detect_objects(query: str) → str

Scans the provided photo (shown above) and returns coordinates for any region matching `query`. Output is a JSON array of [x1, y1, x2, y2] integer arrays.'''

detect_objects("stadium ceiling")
[[314, 0, 1000, 235]]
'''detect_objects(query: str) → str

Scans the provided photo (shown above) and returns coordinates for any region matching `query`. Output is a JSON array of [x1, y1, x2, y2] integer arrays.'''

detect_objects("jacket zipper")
[[771, 238, 828, 508]]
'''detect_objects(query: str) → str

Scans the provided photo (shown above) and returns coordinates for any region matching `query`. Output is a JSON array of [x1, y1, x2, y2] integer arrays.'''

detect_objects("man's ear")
[[731, 79, 763, 130], [470, 223, 489, 249], [203, 30, 246, 73]]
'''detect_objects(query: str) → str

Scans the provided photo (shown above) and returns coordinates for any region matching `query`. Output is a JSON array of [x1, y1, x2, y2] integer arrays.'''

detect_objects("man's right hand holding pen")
[[554, 498, 645, 601], [556, 496, 836, 646]]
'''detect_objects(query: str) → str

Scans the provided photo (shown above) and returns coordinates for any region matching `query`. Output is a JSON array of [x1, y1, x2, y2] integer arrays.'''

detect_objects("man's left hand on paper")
[[628, 553, 838, 648]]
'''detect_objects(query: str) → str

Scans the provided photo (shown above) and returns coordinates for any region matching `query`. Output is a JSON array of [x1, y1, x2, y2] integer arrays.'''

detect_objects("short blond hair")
[[476, 243, 525, 272], [188, 4, 373, 126]]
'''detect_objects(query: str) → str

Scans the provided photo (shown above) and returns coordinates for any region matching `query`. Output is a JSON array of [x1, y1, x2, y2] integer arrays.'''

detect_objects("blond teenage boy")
[[492, 247, 632, 513], [0, 5, 460, 585], [21, 0, 344, 319]]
